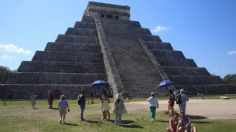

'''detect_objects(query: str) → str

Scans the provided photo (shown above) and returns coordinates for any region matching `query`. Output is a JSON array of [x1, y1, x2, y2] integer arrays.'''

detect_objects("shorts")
[[59, 109, 67, 115]]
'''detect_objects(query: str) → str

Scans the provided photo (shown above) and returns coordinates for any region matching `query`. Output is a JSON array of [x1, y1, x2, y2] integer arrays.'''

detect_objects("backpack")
[[176, 94, 182, 104]]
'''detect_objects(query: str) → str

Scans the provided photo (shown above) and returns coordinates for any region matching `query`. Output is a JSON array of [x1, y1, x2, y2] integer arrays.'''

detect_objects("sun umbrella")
[[158, 80, 173, 88], [90, 80, 107, 89]]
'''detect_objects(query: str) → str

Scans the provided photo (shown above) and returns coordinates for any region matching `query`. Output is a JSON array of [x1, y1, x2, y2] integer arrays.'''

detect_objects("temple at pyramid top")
[[84, 1, 130, 20], [1, 1, 236, 99]]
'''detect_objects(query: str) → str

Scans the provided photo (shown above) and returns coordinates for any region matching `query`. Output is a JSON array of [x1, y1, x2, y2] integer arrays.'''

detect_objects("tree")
[[0, 66, 11, 83], [223, 74, 236, 84]]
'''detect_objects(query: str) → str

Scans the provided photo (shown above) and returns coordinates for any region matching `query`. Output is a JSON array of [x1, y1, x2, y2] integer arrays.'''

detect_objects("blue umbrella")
[[90, 80, 107, 89], [158, 80, 173, 88]]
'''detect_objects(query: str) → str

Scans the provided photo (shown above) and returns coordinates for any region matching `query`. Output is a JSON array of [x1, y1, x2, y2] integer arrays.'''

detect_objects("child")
[[113, 93, 127, 126], [100, 91, 110, 120], [30, 94, 37, 109], [147, 92, 159, 122], [58, 95, 70, 124]]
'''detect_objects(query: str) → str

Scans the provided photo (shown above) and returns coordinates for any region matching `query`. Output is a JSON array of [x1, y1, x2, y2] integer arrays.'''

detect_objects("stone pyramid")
[[1, 2, 235, 98]]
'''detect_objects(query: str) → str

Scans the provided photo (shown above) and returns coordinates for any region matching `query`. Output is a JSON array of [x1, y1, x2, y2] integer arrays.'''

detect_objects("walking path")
[[125, 99, 236, 119], [0, 99, 235, 120]]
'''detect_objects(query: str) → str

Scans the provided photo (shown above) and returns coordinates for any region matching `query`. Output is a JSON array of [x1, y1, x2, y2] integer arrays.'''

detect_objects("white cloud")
[[0, 54, 17, 61], [0, 43, 33, 55], [151, 25, 170, 33], [228, 50, 236, 56]]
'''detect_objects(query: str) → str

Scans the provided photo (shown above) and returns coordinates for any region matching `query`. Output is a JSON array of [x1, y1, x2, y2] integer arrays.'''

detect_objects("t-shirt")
[[180, 94, 188, 103], [147, 97, 158, 107], [59, 100, 67, 110]]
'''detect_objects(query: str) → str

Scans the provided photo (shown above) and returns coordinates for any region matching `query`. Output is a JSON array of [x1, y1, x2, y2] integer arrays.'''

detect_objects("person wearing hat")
[[113, 93, 127, 126], [179, 89, 189, 114], [78, 91, 86, 121], [147, 92, 159, 122], [58, 95, 70, 124]]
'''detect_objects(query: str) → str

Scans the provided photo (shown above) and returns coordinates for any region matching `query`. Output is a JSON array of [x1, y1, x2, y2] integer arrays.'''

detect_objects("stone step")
[[145, 41, 173, 50], [33, 51, 102, 63], [152, 50, 185, 59], [100, 19, 141, 27], [18, 61, 105, 73], [169, 75, 224, 85], [162, 66, 209, 76], [74, 21, 96, 29], [157, 58, 197, 67], [44, 42, 99, 52], [65, 28, 97, 36], [82, 16, 95, 23], [0, 84, 91, 99], [174, 84, 236, 95], [139, 35, 162, 42], [134, 28, 151, 35], [7, 72, 106, 84], [55, 34, 98, 44]]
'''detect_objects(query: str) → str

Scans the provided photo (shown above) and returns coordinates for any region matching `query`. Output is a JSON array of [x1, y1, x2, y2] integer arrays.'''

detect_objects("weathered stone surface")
[[44, 42, 99, 52], [33, 51, 102, 63], [18, 61, 105, 73]]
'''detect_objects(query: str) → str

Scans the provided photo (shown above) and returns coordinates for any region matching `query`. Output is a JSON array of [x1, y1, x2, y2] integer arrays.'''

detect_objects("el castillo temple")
[[1, 2, 236, 98]]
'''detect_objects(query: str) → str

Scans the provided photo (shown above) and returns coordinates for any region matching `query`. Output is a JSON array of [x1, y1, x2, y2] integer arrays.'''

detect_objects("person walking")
[[147, 92, 159, 122], [48, 90, 54, 109], [78, 91, 86, 121], [113, 93, 127, 126], [58, 95, 70, 124], [30, 94, 38, 109], [100, 91, 110, 120], [168, 89, 175, 116], [179, 89, 189, 114]]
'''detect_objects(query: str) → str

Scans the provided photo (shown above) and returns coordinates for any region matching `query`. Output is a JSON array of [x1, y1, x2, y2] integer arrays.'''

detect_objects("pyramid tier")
[[55, 34, 98, 44], [65, 27, 97, 36], [162, 66, 209, 76], [74, 21, 96, 29], [145, 41, 173, 50], [157, 58, 196, 67], [7, 72, 106, 84], [152, 50, 185, 59], [18, 61, 105, 73], [45, 42, 99, 52], [33, 51, 102, 63], [169, 75, 223, 85]]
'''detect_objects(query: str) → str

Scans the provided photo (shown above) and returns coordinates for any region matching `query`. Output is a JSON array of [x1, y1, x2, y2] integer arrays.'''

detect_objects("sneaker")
[[59, 120, 62, 124]]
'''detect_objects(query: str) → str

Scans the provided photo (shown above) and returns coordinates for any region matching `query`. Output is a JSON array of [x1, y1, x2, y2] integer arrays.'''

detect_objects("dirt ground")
[[126, 99, 236, 119], [0, 99, 236, 120]]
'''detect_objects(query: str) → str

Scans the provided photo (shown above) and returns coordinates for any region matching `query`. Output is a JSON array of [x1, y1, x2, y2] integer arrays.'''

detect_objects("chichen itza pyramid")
[[1, 2, 235, 98]]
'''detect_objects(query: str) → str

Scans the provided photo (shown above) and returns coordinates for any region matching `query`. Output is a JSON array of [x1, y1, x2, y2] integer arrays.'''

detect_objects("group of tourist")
[[57, 90, 127, 126], [30, 88, 196, 131], [146, 89, 197, 132]]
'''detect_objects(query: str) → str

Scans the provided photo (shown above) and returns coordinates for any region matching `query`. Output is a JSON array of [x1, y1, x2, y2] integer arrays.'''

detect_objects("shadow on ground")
[[189, 115, 207, 120], [63, 122, 79, 126]]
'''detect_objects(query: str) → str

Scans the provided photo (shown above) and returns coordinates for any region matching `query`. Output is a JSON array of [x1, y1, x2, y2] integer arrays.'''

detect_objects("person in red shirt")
[[48, 90, 54, 109], [167, 113, 179, 132]]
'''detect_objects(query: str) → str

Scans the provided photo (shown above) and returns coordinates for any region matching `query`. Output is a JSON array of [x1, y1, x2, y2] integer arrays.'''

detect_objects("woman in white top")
[[58, 95, 70, 124], [147, 92, 159, 122]]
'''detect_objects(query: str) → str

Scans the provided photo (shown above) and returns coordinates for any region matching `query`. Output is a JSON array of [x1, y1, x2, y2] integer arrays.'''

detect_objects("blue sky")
[[0, 0, 235, 77]]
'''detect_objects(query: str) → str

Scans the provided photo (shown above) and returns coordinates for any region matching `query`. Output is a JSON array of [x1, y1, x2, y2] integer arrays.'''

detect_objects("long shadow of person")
[[63, 122, 79, 126]]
